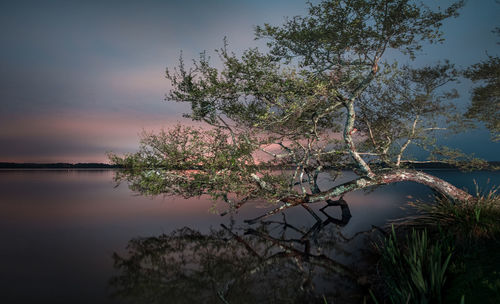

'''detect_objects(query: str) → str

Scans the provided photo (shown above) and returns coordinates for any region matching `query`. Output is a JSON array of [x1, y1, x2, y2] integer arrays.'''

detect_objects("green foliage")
[[377, 190, 500, 303], [428, 146, 489, 171], [464, 14, 499, 142], [256, 0, 463, 66], [166, 44, 345, 136], [109, 125, 290, 209], [110, 0, 482, 207], [465, 55, 500, 141], [376, 227, 453, 304], [409, 187, 500, 242], [161, 0, 466, 167]]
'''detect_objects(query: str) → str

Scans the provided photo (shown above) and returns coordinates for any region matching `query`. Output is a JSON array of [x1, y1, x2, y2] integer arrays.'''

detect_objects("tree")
[[464, 27, 500, 142], [110, 0, 482, 221]]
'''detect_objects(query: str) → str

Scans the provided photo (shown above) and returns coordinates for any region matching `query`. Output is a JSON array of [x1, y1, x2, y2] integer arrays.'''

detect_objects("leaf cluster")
[[376, 227, 453, 303], [166, 46, 343, 137], [255, 0, 463, 69], [109, 125, 291, 208], [465, 55, 500, 141]]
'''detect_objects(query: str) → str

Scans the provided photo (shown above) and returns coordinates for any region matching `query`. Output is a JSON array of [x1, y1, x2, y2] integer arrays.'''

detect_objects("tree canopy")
[[464, 26, 500, 142], [110, 0, 495, 219]]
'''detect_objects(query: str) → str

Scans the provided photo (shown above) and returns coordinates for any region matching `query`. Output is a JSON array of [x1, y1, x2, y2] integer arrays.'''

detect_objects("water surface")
[[0, 169, 497, 303]]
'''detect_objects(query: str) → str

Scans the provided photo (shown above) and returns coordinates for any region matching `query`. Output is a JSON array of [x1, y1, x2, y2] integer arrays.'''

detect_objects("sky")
[[0, 0, 499, 163]]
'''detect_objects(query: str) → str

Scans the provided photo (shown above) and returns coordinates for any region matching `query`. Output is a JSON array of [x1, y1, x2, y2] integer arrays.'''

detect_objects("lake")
[[0, 169, 498, 303]]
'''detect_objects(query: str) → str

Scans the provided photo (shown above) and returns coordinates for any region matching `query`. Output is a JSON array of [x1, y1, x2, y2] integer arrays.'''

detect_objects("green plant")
[[408, 187, 500, 243], [376, 227, 453, 304], [381, 187, 500, 303]]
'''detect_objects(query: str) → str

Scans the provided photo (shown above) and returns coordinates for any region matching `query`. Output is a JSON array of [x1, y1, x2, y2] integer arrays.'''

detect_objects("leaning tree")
[[111, 0, 492, 220]]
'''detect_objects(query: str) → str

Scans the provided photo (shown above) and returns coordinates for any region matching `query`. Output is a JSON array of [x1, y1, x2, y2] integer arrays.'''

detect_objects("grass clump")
[[409, 187, 500, 243], [375, 227, 453, 304], [373, 187, 500, 303]]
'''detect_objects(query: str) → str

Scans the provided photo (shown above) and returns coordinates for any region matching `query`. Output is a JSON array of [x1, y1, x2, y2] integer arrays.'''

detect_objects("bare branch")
[[396, 115, 419, 167]]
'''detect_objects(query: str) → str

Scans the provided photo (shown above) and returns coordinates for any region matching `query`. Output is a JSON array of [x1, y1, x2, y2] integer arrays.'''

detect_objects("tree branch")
[[395, 115, 419, 167]]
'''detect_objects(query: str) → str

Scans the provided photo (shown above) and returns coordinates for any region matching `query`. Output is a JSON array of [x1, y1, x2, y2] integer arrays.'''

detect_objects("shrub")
[[375, 227, 453, 304], [409, 187, 500, 243]]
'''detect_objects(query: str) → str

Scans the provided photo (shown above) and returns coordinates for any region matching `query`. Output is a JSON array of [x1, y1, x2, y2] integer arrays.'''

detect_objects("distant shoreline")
[[0, 161, 498, 170], [0, 162, 121, 169]]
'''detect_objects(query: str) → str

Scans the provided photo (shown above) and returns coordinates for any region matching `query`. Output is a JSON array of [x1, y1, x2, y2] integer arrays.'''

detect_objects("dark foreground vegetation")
[[372, 190, 500, 303]]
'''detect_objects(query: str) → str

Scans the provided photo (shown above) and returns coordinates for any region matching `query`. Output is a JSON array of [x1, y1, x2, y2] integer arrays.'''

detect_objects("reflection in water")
[[1, 169, 496, 303], [111, 199, 379, 303]]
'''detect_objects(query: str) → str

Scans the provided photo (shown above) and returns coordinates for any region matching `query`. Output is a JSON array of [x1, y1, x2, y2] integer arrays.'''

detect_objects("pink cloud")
[[0, 110, 201, 163]]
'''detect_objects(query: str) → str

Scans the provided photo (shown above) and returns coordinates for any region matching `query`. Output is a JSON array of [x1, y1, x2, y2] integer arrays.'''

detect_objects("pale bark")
[[246, 169, 473, 224], [343, 100, 375, 178], [308, 169, 473, 203], [342, 66, 378, 178], [395, 115, 419, 167]]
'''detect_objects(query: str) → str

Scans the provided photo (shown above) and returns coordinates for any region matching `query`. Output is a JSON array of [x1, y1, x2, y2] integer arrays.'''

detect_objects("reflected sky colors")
[[1, 0, 499, 162], [0, 169, 497, 303]]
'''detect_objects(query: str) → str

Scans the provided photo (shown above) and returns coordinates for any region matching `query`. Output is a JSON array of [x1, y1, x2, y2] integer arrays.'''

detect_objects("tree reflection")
[[110, 198, 377, 303]]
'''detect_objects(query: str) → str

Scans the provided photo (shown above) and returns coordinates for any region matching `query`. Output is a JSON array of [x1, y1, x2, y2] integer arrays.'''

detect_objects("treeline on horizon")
[[0, 162, 121, 169], [0, 161, 499, 170]]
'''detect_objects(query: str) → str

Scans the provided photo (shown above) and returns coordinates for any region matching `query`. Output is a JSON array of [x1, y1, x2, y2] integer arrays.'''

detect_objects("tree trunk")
[[308, 169, 473, 203], [245, 169, 473, 224]]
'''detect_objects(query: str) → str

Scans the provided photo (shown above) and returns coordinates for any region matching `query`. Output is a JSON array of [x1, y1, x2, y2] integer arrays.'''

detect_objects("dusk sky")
[[1, 0, 499, 163]]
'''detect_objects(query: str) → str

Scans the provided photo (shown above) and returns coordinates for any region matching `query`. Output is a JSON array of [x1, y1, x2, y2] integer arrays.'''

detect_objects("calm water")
[[0, 169, 498, 303]]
